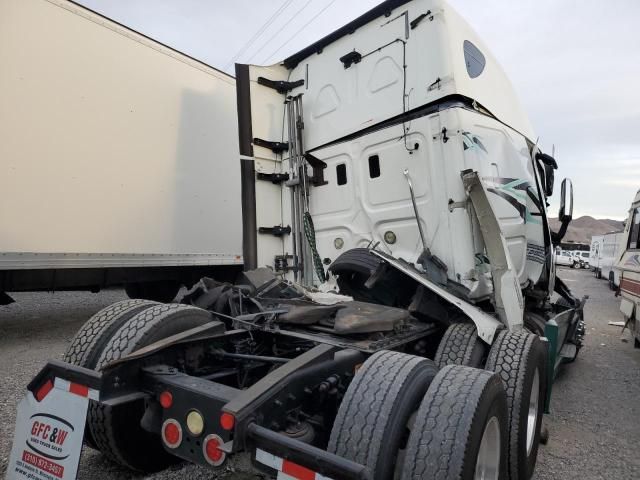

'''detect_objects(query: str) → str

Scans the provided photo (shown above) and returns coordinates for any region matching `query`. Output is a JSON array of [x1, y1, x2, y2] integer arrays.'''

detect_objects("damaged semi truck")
[[8, 1, 586, 479]]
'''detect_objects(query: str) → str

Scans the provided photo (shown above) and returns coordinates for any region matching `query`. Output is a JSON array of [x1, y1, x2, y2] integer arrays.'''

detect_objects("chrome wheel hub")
[[526, 369, 541, 455], [475, 416, 501, 480]]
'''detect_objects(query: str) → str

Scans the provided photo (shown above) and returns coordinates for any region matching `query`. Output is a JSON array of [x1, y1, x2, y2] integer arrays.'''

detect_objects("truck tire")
[[64, 299, 158, 369], [485, 331, 546, 480], [608, 272, 615, 290], [125, 281, 181, 303], [328, 248, 382, 301], [434, 323, 487, 368], [63, 299, 158, 449], [401, 365, 508, 480], [328, 350, 438, 480], [328, 247, 381, 276], [88, 303, 213, 472]]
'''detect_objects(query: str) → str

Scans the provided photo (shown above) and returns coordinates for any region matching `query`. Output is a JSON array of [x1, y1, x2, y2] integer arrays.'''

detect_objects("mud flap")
[[7, 378, 98, 480]]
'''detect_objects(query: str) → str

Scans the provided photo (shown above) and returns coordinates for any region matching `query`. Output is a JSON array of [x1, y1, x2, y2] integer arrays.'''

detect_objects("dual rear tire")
[[434, 324, 547, 480], [64, 301, 213, 472], [485, 330, 546, 480], [64, 299, 158, 449], [329, 350, 509, 479]]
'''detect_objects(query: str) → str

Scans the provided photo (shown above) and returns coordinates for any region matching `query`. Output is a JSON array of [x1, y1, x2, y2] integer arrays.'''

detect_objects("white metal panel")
[[283, 0, 535, 152], [288, 10, 416, 151], [306, 104, 542, 300], [308, 117, 444, 266], [443, 3, 535, 141], [0, 0, 242, 262], [308, 109, 488, 298]]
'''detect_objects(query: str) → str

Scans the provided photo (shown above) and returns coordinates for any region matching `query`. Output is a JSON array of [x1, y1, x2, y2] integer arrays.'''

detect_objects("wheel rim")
[[475, 416, 501, 480], [526, 369, 540, 455]]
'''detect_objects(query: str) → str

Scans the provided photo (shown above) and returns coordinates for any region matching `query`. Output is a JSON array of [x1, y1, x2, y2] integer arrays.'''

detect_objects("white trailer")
[[590, 234, 603, 271], [617, 189, 640, 347], [0, 0, 243, 303], [593, 231, 624, 288]]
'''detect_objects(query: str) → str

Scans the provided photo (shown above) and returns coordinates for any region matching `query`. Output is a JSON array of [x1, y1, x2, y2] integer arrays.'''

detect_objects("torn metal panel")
[[371, 250, 502, 344], [461, 170, 524, 330]]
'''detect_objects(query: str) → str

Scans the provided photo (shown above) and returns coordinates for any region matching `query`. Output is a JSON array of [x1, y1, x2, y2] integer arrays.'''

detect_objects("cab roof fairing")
[[279, 0, 536, 144]]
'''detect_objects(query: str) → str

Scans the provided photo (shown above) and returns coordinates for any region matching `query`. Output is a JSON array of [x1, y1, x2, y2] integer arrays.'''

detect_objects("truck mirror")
[[544, 164, 554, 196], [559, 178, 573, 222], [535, 152, 557, 197], [551, 178, 573, 245]]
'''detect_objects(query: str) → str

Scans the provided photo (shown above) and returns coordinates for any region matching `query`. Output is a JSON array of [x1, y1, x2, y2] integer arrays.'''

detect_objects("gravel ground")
[[1, 269, 639, 479], [534, 267, 640, 480]]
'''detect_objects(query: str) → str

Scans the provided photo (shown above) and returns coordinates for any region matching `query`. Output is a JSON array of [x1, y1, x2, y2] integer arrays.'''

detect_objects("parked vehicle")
[[617, 189, 640, 348], [8, 1, 586, 480], [590, 235, 603, 272], [0, 0, 243, 305], [571, 251, 589, 269], [555, 250, 574, 267], [593, 232, 625, 288]]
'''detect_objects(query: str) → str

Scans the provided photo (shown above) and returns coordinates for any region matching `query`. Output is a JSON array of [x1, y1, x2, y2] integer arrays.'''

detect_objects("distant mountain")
[[547, 216, 624, 244]]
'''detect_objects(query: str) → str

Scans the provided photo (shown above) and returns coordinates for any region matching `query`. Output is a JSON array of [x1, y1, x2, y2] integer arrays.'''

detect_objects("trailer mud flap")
[[248, 424, 370, 480], [256, 449, 334, 480], [6, 378, 97, 480]]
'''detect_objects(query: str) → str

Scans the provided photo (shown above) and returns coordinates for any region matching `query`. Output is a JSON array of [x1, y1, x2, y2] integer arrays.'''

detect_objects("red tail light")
[[220, 412, 235, 431], [202, 434, 225, 466], [161, 419, 182, 449], [159, 391, 173, 409]]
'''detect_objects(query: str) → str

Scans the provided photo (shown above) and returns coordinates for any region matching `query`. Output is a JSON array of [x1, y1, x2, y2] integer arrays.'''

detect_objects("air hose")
[[303, 212, 326, 283]]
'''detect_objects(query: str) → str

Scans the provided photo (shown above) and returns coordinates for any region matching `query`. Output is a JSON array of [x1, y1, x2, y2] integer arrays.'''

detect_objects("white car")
[[575, 251, 590, 268], [555, 251, 574, 267]]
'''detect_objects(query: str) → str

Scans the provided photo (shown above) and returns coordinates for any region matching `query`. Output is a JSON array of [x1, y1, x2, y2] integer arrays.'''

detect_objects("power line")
[[260, 0, 336, 64], [245, 0, 313, 63], [223, 0, 294, 70]]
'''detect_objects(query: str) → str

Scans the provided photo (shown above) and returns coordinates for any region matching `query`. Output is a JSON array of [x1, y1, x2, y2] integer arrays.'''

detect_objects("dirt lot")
[[535, 268, 640, 480], [1, 269, 639, 479]]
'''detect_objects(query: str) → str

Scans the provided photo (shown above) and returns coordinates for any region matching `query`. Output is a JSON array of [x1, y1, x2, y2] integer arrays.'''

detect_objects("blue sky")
[[78, 0, 640, 219]]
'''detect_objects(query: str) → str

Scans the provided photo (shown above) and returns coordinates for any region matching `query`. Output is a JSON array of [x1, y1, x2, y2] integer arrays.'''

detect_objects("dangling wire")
[[303, 212, 326, 283], [223, 0, 295, 70], [246, 0, 314, 63]]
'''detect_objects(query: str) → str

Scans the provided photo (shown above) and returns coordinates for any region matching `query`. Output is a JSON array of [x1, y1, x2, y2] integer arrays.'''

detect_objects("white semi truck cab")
[[7, 2, 586, 480], [238, 0, 578, 335]]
